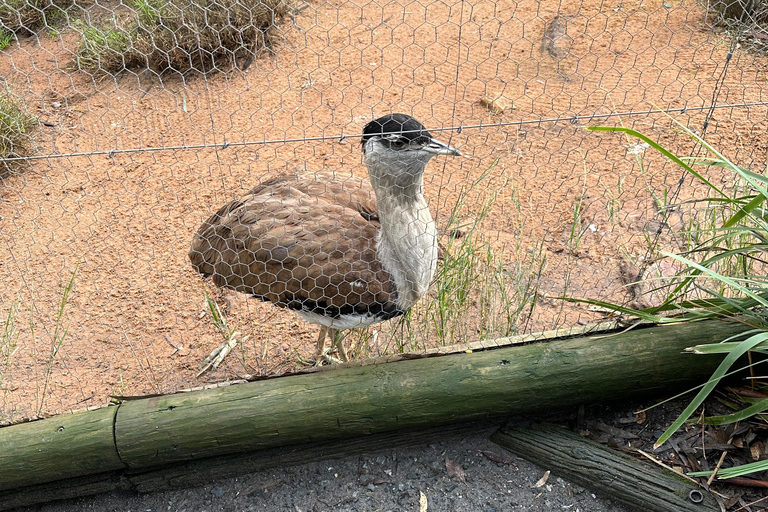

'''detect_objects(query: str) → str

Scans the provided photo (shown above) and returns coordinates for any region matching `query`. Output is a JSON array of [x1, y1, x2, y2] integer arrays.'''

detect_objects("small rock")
[[479, 93, 512, 114]]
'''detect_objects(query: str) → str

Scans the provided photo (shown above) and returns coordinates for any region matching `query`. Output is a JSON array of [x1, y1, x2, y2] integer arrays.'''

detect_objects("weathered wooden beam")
[[491, 423, 719, 512], [115, 320, 749, 469], [0, 421, 489, 510], [0, 405, 123, 491]]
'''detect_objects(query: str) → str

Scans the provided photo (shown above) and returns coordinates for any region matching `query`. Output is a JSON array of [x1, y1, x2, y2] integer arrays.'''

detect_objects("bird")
[[188, 113, 462, 366]]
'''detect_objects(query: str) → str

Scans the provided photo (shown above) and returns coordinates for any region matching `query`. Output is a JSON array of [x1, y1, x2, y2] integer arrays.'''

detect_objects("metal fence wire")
[[1, 0, 768, 422]]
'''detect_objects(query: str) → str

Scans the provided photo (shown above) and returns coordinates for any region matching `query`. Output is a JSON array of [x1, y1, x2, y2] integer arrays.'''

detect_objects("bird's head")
[[361, 114, 461, 186]]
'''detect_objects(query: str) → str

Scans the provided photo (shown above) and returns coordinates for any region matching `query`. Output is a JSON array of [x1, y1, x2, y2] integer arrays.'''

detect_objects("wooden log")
[[115, 320, 749, 469], [0, 421, 489, 510], [490, 423, 719, 512], [0, 405, 123, 491]]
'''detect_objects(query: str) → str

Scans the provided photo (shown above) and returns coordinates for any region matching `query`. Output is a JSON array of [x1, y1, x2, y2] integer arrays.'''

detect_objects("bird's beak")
[[424, 137, 462, 157]]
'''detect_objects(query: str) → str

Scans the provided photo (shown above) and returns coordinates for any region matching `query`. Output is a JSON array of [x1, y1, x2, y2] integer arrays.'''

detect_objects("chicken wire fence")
[[1, 0, 767, 422]]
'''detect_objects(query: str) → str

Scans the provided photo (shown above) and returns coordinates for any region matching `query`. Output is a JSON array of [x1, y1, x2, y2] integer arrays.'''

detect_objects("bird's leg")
[[331, 329, 348, 362], [315, 325, 329, 359]]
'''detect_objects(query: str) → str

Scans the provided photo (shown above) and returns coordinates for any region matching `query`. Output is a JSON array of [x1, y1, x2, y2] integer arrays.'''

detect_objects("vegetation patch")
[[76, 0, 291, 75], [581, 119, 768, 481], [0, 0, 77, 35], [708, 0, 768, 52], [0, 90, 37, 177]]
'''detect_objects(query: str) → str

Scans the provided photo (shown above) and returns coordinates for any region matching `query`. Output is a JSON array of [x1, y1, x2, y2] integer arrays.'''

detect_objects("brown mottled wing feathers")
[[189, 173, 396, 315]]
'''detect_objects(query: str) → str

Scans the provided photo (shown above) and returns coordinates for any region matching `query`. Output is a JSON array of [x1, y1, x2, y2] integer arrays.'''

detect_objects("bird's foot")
[[296, 349, 344, 367], [196, 332, 248, 377], [319, 349, 346, 365]]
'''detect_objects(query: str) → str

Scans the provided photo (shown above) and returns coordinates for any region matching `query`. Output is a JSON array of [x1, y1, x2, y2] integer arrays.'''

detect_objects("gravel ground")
[[13, 422, 630, 512]]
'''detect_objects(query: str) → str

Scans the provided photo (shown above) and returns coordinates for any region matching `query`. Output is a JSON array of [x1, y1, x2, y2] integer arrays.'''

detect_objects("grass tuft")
[[584, 120, 768, 479], [1, 302, 19, 417], [197, 288, 249, 376], [423, 162, 542, 346], [75, 0, 291, 75], [0, 28, 14, 50], [0, 0, 76, 35], [0, 89, 37, 176]]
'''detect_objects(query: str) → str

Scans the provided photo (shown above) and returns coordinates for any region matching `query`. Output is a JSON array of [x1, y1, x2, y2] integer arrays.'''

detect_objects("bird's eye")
[[389, 138, 407, 149]]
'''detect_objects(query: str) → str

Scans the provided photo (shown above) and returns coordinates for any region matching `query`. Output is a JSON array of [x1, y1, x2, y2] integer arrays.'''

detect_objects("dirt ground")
[[13, 427, 632, 512], [1, 0, 768, 433]]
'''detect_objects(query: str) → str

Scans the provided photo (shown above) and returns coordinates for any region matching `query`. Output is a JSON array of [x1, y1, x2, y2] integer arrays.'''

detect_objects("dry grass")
[[76, 0, 291, 74], [0, 90, 37, 177], [0, 0, 76, 34], [707, 0, 768, 52], [709, 0, 768, 23]]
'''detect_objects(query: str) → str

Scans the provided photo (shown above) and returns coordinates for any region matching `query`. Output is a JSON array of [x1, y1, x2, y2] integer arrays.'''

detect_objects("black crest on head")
[[361, 114, 433, 152]]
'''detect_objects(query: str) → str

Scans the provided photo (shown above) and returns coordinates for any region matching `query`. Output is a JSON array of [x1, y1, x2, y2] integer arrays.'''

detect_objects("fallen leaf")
[[419, 490, 428, 512], [477, 449, 518, 468], [445, 458, 467, 483], [534, 470, 550, 488]]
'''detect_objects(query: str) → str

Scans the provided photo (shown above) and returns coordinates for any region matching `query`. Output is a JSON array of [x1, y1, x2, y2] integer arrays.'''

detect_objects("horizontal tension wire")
[[4, 101, 768, 163]]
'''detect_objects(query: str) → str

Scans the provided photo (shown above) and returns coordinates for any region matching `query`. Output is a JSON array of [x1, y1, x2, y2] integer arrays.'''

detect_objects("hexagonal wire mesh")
[[1, 0, 767, 422]]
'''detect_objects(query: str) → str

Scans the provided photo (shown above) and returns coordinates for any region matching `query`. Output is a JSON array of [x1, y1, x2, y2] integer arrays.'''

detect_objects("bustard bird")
[[189, 114, 461, 364]]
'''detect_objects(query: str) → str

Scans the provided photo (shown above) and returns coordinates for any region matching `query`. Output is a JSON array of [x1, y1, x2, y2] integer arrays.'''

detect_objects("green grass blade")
[[689, 459, 768, 479], [695, 397, 768, 425], [661, 251, 768, 309], [687, 340, 768, 355], [654, 331, 768, 448], [722, 194, 766, 230], [558, 297, 668, 323], [587, 126, 726, 196]]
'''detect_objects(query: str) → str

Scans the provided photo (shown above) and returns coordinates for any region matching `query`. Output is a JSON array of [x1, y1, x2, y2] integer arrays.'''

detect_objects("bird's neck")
[[370, 169, 438, 311]]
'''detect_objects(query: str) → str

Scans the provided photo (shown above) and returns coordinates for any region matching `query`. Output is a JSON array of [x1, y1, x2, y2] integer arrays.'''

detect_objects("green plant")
[[427, 164, 541, 344], [0, 0, 75, 34], [133, 0, 162, 25], [0, 89, 37, 175], [74, 0, 290, 74], [37, 265, 78, 416], [1, 302, 19, 400], [75, 22, 133, 72], [579, 121, 768, 480], [198, 288, 249, 376], [0, 29, 13, 50]]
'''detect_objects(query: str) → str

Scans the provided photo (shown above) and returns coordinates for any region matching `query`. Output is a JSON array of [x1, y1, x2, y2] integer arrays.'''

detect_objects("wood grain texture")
[[0, 406, 123, 491], [491, 424, 720, 512]]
